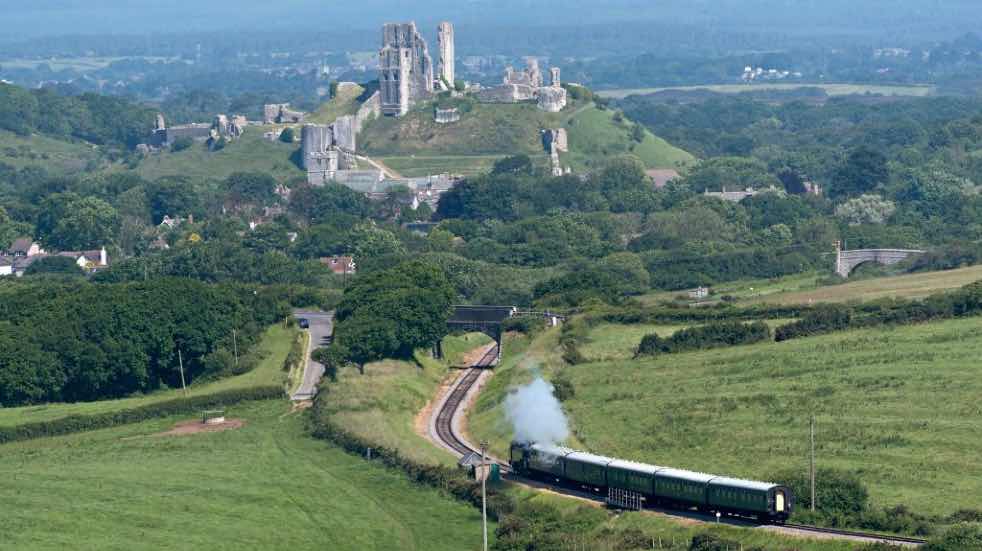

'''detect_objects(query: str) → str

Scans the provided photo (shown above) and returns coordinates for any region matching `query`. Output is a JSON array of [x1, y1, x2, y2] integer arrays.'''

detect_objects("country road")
[[291, 310, 334, 401]]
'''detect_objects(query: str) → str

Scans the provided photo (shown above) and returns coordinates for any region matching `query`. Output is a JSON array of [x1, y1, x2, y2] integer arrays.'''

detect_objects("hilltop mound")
[[355, 96, 694, 177]]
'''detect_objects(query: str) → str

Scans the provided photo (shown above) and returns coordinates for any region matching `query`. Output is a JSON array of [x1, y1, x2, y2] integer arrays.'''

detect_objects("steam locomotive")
[[510, 441, 793, 521]]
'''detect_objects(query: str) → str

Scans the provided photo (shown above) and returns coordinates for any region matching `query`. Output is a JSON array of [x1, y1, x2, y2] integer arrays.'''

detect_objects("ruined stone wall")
[[301, 124, 333, 170], [477, 84, 534, 103], [542, 129, 569, 153], [435, 108, 461, 124], [354, 91, 381, 134], [538, 86, 568, 112], [332, 116, 357, 152], [264, 103, 304, 124], [438, 22, 455, 87], [379, 22, 434, 117]]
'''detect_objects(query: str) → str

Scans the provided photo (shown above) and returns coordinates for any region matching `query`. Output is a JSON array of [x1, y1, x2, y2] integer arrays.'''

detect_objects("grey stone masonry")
[[438, 22, 455, 89], [379, 22, 435, 117]]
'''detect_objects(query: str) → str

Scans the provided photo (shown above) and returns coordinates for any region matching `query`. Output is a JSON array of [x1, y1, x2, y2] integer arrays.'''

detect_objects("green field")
[[317, 333, 491, 466], [597, 83, 937, 99], [0, 400, 488, 551], [497, 317, 982, 517], [563, 104, 695, 170], [753, 265, 982, 305], [306, 83, 365, 125], [0, 324, 295, 428], [135, 128, 303, 183], [377, 154, 531, 178], [0, 129, 102, 172], [577, 319, 794, 362], [358, 99, 692, 176]]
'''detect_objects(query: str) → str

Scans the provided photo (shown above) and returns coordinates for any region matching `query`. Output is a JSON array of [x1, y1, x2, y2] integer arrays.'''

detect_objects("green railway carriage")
[[652, 468, 716, 507], [607, 460, 661, 495], [509, 441, 794, 521], [708, 477, 791, 519], [563, 451, 613, 488]]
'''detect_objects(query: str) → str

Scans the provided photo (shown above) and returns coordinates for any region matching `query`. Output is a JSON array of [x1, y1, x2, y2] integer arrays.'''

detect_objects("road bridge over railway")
[[835, 242, 925, 278]]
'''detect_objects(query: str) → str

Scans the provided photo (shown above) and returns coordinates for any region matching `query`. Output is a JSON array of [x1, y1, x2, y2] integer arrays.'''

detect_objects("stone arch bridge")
[[835, 246, 925, 278]]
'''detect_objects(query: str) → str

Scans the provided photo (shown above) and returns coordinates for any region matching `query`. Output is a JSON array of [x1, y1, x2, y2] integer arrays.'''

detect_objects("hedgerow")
[[0, 386, 283, 445]]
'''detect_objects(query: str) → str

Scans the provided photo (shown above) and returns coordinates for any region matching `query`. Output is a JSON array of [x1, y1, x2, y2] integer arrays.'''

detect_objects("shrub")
[[170, 137, 194, 152], [279, 127, 295, 143], [924, 524, 982, 551], [636, 321, 771, 357]]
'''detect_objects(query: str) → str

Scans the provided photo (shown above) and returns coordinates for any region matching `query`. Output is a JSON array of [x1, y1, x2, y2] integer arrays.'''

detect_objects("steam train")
[[510, 441, 793, 521]]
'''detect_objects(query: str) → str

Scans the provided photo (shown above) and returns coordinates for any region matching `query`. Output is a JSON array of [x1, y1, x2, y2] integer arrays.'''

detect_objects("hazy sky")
[[2, 0, 980, 41]]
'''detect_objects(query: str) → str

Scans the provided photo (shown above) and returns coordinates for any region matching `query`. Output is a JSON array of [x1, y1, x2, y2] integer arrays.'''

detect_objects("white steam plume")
[[505, 377, 570, 445]]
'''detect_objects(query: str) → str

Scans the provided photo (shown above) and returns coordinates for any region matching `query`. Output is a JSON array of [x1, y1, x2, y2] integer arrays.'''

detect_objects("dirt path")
[[357, 155, 403, 179]]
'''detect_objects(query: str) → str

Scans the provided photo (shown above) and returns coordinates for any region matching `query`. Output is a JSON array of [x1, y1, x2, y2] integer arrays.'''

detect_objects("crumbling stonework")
[[302, 123, 359, 185], [145, 113, 246, 148], [264, 103, 305, 124], [542, 128, 570, 176], [477, 59, 567, 111], [538, 86, 568, 113], [542, 128, 568, 153], [354, 91, 381, 134], [437, 22, 455, 90], [435, 107, 460, 124], [379, 22, 435, 117]]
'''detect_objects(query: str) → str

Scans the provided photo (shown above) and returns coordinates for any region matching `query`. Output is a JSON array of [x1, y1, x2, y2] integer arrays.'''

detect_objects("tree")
[[0, 325, 64, 406], [225, 172, 278, 207], [831, 147, 888, 200], [334, 260, 456, 362], [279, 127, 295, 143], [347, 223, 406, 260], [24, 256, 84, 276], [46, 196, 120, 250], [170, 137, 194, 152], [835, 194, 897, 226], [492, 155, 534, 176], [682, 157, 780, 193]]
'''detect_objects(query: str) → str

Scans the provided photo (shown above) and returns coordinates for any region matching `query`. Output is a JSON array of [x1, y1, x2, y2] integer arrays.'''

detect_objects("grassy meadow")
[[0, 400, 489, 551], [565, 317, 982, 517], [0, 129, 102, 172], [135, 128, 303, 183], [0, 324, 296, 427], [318, 333, 491, 466], [470, 315, 982, 517], [577, 319, 794, 362], [359, 99, 692, 175]]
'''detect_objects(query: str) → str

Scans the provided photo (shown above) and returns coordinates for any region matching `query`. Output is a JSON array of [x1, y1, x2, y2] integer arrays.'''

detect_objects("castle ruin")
[[379, 22, 435, 116], [437, 22, 455, 90], [477, 58, 567, 111], [144, 113, 246, 149], [263, 103, 305, 125]]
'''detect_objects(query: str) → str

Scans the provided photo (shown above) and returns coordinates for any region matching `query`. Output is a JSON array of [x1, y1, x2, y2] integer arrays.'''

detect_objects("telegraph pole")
[[178, 348, 188, 398], [810, 415, 816, 511], [481, 440, 489, 551]]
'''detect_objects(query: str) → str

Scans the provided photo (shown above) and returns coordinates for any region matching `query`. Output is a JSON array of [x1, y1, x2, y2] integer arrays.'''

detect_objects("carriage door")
[[775, 491, 786, 512]]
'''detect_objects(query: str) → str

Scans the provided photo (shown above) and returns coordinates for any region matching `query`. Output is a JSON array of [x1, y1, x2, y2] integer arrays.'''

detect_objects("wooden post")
[[481, 441, 488, 551], [810, 415, 816, 511], [178, 348, 188, 398]]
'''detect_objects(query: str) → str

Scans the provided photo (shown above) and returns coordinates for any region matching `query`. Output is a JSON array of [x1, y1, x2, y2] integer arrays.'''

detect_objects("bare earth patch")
[[155, 419, 245, 437]]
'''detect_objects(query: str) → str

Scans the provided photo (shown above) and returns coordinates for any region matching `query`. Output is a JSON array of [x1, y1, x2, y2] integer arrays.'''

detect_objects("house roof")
[[0, 257, 14, 267], [9, 238, 34, 253]]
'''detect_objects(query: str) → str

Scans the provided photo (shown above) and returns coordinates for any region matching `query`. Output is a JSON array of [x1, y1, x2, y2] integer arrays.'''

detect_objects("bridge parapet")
[[835, 247, 925, 278]]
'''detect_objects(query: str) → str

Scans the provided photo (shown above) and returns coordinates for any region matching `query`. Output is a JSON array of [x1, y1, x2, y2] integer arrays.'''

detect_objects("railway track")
[[428, 346, 925, 547], [778, 523, 927, 546], [433, 346, 501, 458]]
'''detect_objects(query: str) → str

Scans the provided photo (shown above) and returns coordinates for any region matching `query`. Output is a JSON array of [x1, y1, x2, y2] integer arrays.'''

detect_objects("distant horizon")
[[2, 0, 980, 42]]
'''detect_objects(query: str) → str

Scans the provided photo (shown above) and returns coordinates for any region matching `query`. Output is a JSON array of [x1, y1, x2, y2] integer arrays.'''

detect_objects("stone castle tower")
[[379, 22, 435, 117], [437, 22, 455, 88]]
